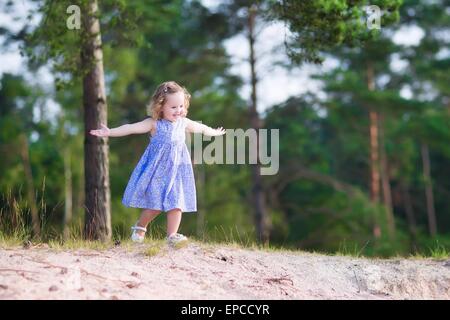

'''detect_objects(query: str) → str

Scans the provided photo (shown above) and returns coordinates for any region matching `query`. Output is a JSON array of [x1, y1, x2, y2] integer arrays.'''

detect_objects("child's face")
[[162, 91, 185, 122]]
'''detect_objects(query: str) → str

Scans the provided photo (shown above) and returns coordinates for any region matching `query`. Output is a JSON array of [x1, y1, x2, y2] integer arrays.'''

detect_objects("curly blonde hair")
[[147, 81, 191, 120]]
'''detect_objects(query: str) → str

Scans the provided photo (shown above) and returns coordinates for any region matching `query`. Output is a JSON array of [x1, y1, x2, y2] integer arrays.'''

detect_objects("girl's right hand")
[[90, 124, 110, 137]]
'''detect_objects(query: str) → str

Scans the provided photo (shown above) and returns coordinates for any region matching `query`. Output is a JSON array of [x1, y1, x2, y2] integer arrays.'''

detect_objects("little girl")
[[90, 81, 225, 245]]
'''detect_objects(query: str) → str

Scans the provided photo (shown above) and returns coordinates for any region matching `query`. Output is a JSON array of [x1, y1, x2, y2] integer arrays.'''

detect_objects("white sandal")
[[166, 233, 188, 246], [131, 223, 147, 243]]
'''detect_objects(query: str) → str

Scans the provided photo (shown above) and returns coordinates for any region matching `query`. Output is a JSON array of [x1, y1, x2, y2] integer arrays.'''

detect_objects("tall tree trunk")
[[82, 0, 111, 241], [248, 4, 270, 244], [19, 134, 40, 238], [367, 62, 381, 238], [378, 113, 395, 238], [63, 146, 73, 240], [420, 143, 437, 236], [77, 164, 85, 233], [400, 181, 417, 245]]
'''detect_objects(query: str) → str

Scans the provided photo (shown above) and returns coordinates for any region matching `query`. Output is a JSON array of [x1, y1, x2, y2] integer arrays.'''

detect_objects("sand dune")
[[1, 242, 449, 299]]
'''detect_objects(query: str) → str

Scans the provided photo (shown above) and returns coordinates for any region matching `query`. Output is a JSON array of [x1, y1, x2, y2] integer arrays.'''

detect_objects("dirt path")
[[1, 242, 449, 299]]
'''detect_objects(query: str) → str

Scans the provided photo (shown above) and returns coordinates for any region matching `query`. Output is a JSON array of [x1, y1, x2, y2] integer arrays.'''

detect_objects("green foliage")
[[270, 0, 402, 64]]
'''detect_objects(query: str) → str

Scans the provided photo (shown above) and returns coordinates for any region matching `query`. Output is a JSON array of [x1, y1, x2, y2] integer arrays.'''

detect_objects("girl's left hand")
[[214, 127, 226, 136]]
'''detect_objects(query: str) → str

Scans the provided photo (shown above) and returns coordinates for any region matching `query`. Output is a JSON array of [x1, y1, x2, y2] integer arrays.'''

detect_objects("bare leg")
[[167, 208, 182, 236], [136, 209, 161, 236]]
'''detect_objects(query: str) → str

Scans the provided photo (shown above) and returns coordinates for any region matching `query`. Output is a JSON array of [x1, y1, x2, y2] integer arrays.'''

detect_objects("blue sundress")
[[122, 117, 197, 212]]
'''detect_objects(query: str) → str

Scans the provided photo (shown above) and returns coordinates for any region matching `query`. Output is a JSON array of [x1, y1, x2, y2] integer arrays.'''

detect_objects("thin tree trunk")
[[378, 113, 395, 238], [420, 143, 437, 236], [248, 4, 270, 244], [82, 0, 111, 241], [367, 62, 381, 238], [400, 181, 417, 244], [63, 146, 73, 240], [19, 134, 40, 238], [77, 164, 85, 233]]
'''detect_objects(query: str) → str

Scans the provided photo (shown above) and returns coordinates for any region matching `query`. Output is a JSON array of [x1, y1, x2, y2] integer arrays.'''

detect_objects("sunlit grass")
[[1, 198, 449, 260], [143, 240, 166, 256], [191, 225, 307, 255], [47, 238, 113, 251], [0, 231, 28, 248], [428, 241, 450, 260], [1, 230, 449, 262], [336, 239, 371, 258]]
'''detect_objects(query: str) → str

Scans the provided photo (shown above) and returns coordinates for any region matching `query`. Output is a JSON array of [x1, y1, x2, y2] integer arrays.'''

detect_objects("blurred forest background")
[[0, 0, 449, 257]]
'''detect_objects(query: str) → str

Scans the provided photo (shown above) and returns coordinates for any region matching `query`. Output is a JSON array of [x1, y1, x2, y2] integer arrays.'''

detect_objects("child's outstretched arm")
[[90, 118, 155, 137], [185, 118, 226, 136]]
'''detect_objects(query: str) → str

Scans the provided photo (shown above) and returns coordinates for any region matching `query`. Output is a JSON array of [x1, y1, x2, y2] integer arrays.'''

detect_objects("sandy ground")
[[1, 242, 450, 300]]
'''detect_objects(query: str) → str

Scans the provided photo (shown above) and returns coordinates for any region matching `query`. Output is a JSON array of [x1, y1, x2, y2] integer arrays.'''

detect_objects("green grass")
[[47, 238, 115, 251], [1, 217, 449, 260], [193, 225, 305, 254], [1, 233, 449, 262], [0, 231, 28, 248], [336, 240, 371, 258], [190, 233, 308, 256], [427, 241, 450, 260], [143, 240, 166, 257]]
